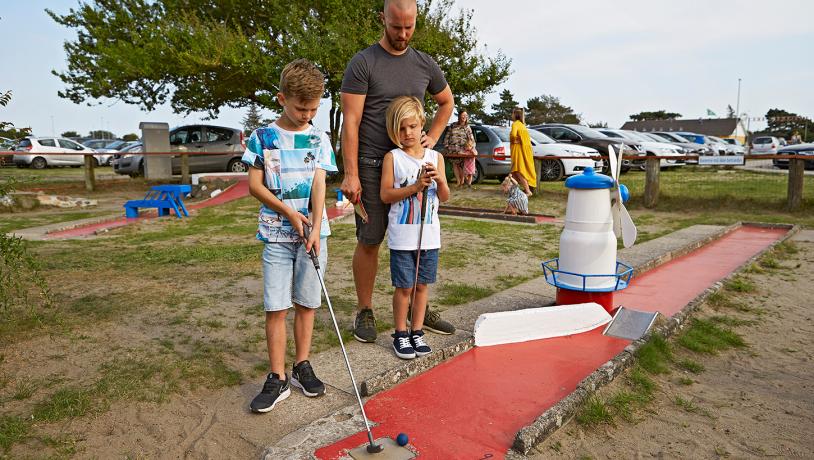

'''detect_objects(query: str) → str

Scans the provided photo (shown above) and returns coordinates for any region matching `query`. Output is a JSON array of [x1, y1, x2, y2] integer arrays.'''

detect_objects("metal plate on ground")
[[603, 306, 658, 341], [348, 437, 416, 460]]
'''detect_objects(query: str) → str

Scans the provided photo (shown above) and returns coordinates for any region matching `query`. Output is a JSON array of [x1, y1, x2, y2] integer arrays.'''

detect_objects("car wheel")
[[31, 157, 47, 170], [228, 158, 247, 173], [473, 162, 484, 184], [539, 159, 564, 181]]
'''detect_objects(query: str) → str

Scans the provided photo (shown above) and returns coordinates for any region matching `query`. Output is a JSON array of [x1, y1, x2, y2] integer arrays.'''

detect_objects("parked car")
[[773, 143, 814, 170], [649, 131, 714, 159], [111, 142, 145, 176], [527, 129, 603, 181], [707, 135, 744, 155], [82, 138, 122, 150], [670, 132, 726, 155], [13, 136, 99, 169], [112, 125, 245, 177], [752, 136, 783, 154], [530, 124, 640, 173], [597, 129, 684, 169]]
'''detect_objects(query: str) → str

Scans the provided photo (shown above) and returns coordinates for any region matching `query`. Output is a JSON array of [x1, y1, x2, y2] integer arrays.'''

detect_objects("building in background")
[[621, 118, 748, 144]]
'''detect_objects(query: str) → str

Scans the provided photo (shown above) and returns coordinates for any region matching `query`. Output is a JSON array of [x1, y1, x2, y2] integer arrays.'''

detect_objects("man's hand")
[[420, 131, 437, 149], [341, 174, 362, 204]]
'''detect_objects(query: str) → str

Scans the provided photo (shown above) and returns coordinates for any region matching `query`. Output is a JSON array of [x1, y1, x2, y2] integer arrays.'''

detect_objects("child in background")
[[379, 96, 450, 359], [242, 59, 338, 413]]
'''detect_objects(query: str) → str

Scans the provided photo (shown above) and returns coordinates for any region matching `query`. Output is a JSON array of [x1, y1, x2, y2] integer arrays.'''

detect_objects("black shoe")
[[392, 330, 416, 360], [291, 360, 325, 397], [410, 329, 432, 357], [353, 308, 377, 343], [408, 305, 455, 335], [250, 372, 290, 413]]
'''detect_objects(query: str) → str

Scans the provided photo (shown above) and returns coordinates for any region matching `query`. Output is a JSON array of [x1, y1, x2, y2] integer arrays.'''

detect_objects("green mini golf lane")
[[316, 225, 787, 459]]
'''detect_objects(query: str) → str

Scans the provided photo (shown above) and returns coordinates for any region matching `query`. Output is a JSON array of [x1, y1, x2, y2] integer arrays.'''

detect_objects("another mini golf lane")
[[315, 225, 788, 460]]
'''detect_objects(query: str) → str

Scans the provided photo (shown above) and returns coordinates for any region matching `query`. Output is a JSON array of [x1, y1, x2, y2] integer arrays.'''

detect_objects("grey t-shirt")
[[341, 43, 448, 160]]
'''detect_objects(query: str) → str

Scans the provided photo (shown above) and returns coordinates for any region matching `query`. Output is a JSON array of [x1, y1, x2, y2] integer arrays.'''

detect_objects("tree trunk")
[[787, 158, 804, 211], [84, 154, 96, 192], [644, 156, 660, 208]]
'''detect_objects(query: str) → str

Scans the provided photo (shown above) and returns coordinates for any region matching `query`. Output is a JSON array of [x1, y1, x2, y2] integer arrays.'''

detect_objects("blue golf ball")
[[396, 433, 408, 446]]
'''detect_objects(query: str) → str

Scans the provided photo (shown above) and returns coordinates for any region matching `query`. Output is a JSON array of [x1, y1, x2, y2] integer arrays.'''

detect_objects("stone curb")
[[511, 222, 800, 454]]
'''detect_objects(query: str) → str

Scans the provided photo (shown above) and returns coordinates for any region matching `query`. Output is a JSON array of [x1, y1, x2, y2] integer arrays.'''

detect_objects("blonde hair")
[[279, 59, 325, 100], [512, 107, 525, 123], [386, 96, 426, 148]]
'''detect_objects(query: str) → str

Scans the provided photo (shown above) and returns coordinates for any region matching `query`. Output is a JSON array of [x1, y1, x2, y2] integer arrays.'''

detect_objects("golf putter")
[[409, 165, 430, 325], [301, 224, 383, 454]]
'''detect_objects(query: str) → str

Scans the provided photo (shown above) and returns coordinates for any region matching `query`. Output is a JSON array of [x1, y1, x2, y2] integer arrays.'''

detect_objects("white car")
[[528, 129, 603, 181], [598, 129, 684, 168], [707, 135, 744, 155], [751, 136, 783, 154], [13, 137, 99, 169]]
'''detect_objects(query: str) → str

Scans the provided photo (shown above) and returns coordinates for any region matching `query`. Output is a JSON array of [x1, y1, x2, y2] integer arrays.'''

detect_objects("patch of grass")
[[198, 318, 226, 329], [0, 415, 30, 452], [12, 378, 37, 400], [494, 274, 531, 289], [677, 358, 705, 374], [677, 377, 694, 386], [627, 366, 656, 397], [678, 318, 746, 354], [637, 335, 672, 375], [674, 395, 712, 418], [236, 319, 250, 330], [576, 396, 613, 427], [758, 256, 781, 270], [743, 262, 765, 274], [710, 315, 753, 327], [724, 276, 756, 293], [436, 282, 494, 305], [251, 362, 269, 377], [32, 386, 93, 422], [607, 390, 648, 422]]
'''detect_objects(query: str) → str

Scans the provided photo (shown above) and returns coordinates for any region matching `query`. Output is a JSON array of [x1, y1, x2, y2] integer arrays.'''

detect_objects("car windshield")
[[624, 131, 654, 142], [105, 140, 127, 150], [641, 133, 666, 142], [676, 134, 698, 143], [527, 129, 555, 144], [567, 125, 608, 138], [754, 137, 772, 144], [490, 126, 510, 142]]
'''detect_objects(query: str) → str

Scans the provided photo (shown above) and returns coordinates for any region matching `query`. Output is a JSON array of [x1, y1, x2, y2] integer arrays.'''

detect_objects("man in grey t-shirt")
[[341, 0, 455, 343]]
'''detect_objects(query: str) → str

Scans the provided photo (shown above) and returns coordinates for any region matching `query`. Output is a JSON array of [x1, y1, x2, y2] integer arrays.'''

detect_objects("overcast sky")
[[2, 0, 812, 138]]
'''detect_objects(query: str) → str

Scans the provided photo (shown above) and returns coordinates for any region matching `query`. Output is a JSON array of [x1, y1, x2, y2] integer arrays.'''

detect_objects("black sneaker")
[[410, 329, 432, 357], [353, 308, 377, 343], [291, 360, 325, 397], [408, 305, 455, 335], [250, 372, 290, 413], [392, 330, 416, 359]]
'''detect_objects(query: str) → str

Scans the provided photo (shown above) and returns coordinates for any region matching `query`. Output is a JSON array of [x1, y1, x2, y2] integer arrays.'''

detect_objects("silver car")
[[112, 124, 246, 177]]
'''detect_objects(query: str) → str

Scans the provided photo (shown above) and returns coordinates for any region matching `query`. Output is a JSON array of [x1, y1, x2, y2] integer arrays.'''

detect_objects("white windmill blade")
[[607, 145, 622, 238], [615, 144, 637, 247]]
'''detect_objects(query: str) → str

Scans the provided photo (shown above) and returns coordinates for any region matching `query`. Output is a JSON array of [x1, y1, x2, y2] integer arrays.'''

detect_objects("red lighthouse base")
[[556, 288, 615, 314]]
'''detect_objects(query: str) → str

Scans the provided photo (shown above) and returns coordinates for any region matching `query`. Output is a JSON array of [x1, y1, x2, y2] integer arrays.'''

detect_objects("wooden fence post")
[[787, 158, 804, 211], [181, 154, 190, 185], [84, 154, 96, 192], [643, 156, 660, 208]]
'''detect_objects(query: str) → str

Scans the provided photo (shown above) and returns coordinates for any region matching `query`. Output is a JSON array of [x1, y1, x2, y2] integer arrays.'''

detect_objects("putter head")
[[366, 443, 384, 454]]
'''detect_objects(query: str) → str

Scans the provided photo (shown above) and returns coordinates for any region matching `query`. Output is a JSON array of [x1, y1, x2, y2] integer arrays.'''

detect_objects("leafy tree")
[[122, 133, 140, 141], [241, 103, 266, 135], [48, 0, 511, 152], [61, 130, 81, 138], [766, 108, 812, 142], [629, 110, 682, 121], [525, 94, 581, 125], [481, 89, 518, 125], [0, 90, 31, 139], [588, 121, 608, 128], [89, 130, 116, 139]]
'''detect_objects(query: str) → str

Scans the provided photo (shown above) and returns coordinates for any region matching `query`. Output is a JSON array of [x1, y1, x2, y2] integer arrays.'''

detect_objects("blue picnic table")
[[124, 184, 191, 218]]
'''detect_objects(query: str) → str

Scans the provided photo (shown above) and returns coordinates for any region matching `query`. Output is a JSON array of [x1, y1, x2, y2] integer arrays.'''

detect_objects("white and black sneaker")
[[392, 330, 416, 359], [291, 360, 326, 397], [250, 372, 290, 413], [410, 329, 432, 357]]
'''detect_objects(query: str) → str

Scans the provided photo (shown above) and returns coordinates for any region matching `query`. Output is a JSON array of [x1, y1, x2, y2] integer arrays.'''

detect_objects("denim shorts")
[[390, 249, 439, 289], [262, 240, 327, 311], [356, 161, 390, 246]]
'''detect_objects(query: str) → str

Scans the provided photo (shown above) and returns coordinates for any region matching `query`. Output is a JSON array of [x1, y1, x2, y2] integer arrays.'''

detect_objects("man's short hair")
[[280, 59, 325, 100], [386, 96, 426, 148]]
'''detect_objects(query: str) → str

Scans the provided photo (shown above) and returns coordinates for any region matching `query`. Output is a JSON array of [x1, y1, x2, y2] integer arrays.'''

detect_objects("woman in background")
[[509, 107, 536, 196]]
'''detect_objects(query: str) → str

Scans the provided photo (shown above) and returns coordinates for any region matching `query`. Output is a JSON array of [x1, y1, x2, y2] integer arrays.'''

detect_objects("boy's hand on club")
[[424, 162, 441, 181], [288, 211, 310, 238], [305, 222, 320, 254]]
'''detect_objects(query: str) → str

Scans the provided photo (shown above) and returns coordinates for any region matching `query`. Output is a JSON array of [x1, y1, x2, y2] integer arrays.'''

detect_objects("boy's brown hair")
[[280, 59, 325, 100], [385, 95, 426, 148]]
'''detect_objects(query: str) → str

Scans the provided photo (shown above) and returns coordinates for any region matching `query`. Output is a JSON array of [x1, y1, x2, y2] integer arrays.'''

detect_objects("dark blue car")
[[774, 143, 814, 170]]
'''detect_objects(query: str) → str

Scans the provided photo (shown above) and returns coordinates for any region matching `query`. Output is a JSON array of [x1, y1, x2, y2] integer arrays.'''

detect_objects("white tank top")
[[387, 148, 441, 251]]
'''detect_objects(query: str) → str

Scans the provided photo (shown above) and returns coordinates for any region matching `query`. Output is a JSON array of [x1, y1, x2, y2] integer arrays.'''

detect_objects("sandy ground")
[[526, 237, 814, 459]]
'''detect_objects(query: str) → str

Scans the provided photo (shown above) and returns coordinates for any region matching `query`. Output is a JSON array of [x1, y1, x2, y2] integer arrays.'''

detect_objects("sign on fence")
[[698, 156, 745, 166]]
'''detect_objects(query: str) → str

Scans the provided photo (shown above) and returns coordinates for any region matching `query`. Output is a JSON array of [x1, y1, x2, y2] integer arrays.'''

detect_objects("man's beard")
[[387, 34, 409, 51]]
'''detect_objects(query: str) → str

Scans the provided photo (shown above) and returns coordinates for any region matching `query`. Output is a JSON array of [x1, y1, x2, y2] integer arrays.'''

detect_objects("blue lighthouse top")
[[564, 166, 614, 189]]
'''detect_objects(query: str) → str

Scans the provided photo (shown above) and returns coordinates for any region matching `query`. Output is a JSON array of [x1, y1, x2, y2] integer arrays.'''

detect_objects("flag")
[[706, 109, 717, 117]]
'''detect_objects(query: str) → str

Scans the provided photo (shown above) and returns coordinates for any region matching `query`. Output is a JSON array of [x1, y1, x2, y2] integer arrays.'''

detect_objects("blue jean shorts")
[[390, 249, 439, 289], [262, 240, 327, 311]]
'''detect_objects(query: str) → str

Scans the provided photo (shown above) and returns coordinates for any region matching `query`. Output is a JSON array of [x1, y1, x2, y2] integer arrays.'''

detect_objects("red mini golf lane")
[[315, 225, 787, 460]]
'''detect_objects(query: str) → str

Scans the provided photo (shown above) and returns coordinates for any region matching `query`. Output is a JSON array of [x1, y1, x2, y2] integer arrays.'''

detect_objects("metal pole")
[[735, 78, 741, 121]]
